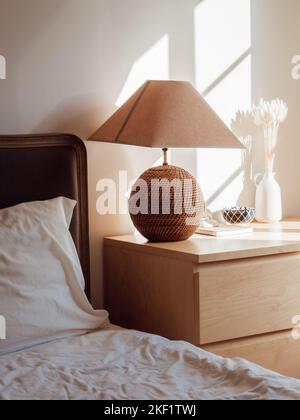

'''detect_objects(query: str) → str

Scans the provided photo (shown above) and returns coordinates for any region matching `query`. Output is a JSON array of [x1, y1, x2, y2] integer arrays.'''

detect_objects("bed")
[[0, 134, 300, 401]]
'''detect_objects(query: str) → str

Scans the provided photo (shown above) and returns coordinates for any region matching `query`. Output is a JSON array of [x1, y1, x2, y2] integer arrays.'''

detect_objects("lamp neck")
[[162, 148, 169, 166]]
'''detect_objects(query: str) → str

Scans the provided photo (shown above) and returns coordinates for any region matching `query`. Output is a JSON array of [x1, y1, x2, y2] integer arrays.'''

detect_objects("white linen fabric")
[[0, 197, 108, 356], [0, 327, 300, 400]]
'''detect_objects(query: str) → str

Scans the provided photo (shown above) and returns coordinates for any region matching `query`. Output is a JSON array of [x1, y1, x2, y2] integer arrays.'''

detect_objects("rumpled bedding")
[[0, 327, 300, 400]]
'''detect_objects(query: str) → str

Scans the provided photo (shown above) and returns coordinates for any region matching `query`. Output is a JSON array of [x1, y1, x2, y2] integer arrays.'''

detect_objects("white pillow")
[[0, 197, 108, 355]]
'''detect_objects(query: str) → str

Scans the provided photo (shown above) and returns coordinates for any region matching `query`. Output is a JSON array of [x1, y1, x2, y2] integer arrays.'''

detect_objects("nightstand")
[[104, 220, 300, 378]]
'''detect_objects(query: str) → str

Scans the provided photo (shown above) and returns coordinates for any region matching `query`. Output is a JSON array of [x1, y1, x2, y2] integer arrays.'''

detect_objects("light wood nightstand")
[[104, 220, 300, 379]]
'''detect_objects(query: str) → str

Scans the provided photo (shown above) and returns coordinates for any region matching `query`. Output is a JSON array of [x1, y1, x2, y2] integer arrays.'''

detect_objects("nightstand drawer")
[[203, 330, 300, 379], [198, 253, 300, 345]]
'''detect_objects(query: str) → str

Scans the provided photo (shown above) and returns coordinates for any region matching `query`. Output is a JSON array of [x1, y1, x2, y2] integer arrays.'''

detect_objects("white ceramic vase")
[[255, 172, 282, 223]]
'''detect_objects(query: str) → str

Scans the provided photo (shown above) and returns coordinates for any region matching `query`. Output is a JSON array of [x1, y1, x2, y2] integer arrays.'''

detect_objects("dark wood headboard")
[[0, 134, 90, 300]]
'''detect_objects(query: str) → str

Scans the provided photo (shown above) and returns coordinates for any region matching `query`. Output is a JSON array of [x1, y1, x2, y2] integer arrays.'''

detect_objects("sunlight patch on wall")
[[195, 0, 251, 96], [197, 149, 244, 211], [116, 35, 169, 107], [194, 0, 252, 212], [204, 55, 251, 127]]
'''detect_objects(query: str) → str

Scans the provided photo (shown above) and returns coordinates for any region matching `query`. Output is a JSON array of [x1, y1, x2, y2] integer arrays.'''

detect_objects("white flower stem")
[[264, 123, 279, 173]]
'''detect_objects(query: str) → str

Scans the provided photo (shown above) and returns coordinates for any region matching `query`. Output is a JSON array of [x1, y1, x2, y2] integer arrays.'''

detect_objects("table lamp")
[[89, 80, 244, 242]]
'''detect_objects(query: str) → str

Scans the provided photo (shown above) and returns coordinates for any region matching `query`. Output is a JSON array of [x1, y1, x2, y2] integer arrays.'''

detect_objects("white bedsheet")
[[0, 327, 300, 400]]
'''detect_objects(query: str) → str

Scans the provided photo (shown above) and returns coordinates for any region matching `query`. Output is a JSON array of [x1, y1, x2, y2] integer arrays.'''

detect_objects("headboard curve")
[[0, 133, 90, 300]]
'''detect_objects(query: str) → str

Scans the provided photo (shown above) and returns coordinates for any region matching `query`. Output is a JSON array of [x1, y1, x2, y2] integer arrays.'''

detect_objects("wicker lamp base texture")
[[129, 165, 205, 242]]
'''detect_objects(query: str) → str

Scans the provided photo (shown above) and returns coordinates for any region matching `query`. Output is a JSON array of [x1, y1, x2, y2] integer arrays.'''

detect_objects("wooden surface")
[[198, 253, 300, 344], [105, 219, 300, 264], [203, 331, 300, 379], [105, 245, 198, 343], [104, 219, 300, 378]]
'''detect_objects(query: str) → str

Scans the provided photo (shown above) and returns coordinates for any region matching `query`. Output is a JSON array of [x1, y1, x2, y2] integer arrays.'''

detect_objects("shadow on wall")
[[34, 94, 108, 139], [30, 0, 202, 136], [0, 0, 68, 130], [15, 0, 200, 307], [251, 0, 300, 217], [0, 0, 257, 307]]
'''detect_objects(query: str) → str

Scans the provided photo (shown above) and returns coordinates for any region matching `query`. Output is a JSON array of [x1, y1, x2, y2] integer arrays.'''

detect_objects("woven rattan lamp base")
[[129, 165, 205, 242]]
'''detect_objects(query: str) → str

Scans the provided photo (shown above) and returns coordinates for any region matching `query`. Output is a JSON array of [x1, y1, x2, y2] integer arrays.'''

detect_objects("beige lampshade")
[[89, 80, 243, 149]]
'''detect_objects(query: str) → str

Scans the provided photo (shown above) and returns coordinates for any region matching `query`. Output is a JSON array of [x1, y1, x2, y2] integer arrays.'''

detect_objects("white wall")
[[252, 0, 300, 216], [0, 0, 199, 307], [0, 0, 299, 307], [195, 0, 253, 211]]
